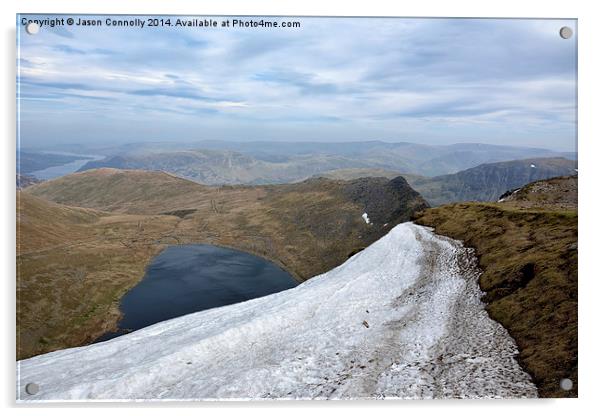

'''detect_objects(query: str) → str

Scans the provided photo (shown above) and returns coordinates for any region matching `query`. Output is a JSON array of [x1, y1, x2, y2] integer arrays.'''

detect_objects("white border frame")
[[3, 1, 600, 414]]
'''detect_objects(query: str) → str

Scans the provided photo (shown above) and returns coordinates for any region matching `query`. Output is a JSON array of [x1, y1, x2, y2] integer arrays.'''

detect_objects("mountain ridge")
[[404, 157, 576, 206]]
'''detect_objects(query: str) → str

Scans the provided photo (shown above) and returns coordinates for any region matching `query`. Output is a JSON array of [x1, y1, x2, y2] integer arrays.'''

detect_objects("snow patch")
[[498, 188, 521, 203], [17, 223, 537, 401], [530, 164, 536, 168]]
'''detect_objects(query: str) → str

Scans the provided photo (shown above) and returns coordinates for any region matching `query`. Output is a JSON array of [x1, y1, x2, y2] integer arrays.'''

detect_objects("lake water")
[[96, 244, 298, 342], [29, 152, 104, 180]]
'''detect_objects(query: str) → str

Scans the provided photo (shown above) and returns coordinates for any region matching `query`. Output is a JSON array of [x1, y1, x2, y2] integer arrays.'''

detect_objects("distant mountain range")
[[77, 150, 370, 186], [318, 157, 577, 206], [74, 141, 575, 185], [403, 157, 577, 206]]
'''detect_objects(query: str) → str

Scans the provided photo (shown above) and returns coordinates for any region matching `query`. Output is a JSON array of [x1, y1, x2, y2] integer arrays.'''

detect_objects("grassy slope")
[[414, 177, 577, 398], [25, 169, 209, 213], [19, 169, 427, 359], [17, 192, 179, 359], [26, 169, 427, 280]]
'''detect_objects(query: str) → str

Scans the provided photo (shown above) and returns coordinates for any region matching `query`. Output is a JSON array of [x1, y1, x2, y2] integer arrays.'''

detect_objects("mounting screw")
[[560, 378, 573, 391], [559, 26, 573, 39], [25, 22, 40, 35], [25, 382, 39, 395]]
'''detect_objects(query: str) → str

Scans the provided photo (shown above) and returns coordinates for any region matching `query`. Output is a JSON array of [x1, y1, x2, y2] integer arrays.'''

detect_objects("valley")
[[18, 169, 427, 359]]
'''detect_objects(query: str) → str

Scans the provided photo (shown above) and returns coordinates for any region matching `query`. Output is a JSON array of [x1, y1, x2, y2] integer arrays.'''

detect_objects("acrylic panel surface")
[[16, 15, 577, 401]]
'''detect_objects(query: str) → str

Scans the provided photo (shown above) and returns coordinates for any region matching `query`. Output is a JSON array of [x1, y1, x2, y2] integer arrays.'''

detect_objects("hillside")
[[18, 223, 536, 400], [404, 157, 576, 206], [17, 192, 104, 252], [26, 169, 209, 213], [414, 176, 577, 397], [75, 142, 575, 185], [314, 168, 403, 181], [19, 169, 428, 358], [16, 174, 41, 189], [17, 191, 178, 359], [499, 175, 577, 210]]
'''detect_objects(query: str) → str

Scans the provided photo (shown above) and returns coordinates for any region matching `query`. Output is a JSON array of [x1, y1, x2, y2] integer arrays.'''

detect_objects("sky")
[[17, 16, 577, 151]]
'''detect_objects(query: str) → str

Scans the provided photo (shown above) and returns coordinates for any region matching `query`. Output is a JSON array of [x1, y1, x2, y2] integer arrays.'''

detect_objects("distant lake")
[[29, 152, 103, 180], [96, 244, 298, 342]]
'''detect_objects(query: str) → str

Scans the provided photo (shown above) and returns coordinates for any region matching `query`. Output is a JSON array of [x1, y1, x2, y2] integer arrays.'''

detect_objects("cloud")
[[128, 87, 217, 101], [51, 44, 87, 54], [17, 16, 577, 151], [253, 70, 340, 95], [46, 26, 74, 38], [19, 78, 99, 91]]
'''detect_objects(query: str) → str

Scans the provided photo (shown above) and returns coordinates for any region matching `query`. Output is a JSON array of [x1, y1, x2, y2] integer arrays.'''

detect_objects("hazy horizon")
[[18, 16, 577, 152], [21, 138, 577, 154]]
